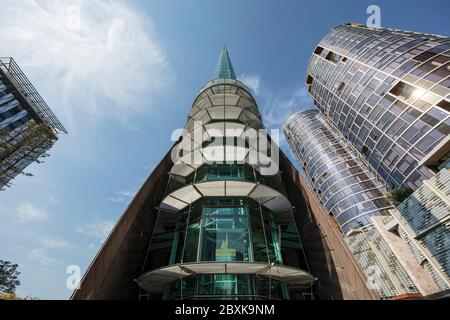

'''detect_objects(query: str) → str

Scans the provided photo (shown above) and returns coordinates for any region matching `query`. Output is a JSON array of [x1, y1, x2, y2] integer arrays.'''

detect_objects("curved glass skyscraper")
[[135, 46, 313, 300], [306, 24, 450, 191], [285, 110, 393, 235], [282, 24, 450, 300]]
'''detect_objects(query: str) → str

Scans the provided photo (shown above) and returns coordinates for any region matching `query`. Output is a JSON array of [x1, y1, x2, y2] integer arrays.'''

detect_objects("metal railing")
[[0, 57, 67, 134]]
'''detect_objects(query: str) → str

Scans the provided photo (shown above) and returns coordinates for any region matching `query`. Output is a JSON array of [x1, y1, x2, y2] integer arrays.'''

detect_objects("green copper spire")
[[214, 44, 236, 79]]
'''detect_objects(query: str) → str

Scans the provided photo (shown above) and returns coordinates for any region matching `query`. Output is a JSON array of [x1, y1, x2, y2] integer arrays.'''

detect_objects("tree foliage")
[[388, 187, 414, 206], [0, 121, 56, 190], [0, 260, 21, 294]]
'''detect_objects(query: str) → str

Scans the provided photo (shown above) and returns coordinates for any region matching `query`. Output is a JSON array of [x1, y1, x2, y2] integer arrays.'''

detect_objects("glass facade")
[[162, 274, 291, 300], [284, 110, 393, 235], [214, 45, 236, 80], [0, 77, 31, 131], [306, 24, 450, 191], [145, 197, 306, 269], [0, 58, 65, 189], [137, 46, 313, 300], [283, 24, 450, 299]]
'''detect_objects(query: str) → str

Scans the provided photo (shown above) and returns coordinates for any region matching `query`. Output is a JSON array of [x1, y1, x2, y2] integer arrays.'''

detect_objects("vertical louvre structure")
[[392, 168, 450, 288], [346, 223, 419, 299]]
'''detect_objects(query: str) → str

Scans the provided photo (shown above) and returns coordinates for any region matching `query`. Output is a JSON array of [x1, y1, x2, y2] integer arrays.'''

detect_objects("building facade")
[[134, 46, 316, 300], [346, 209, 450, 299], [284, 24, 450, 299], [72, 46, 388, 301], [0, 58, 66, 189], [390, 168, 450, 290], [346, 167, 450, 299], [284, 109, 394, 236], [346, 221, 422, 299], [284, 109, 433, 299], [306, 24, 450, 192]]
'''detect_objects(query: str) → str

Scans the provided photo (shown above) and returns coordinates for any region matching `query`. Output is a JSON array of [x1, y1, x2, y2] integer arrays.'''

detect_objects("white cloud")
[[118, 191, 134, 198], [15, 202, 48, 223], [261, 86, 312, 131], [77, 219, 115, 243], [0, 0, 170, 133], [41, 238, 71, 249], [29, 248, 56, 266], [239, 74, 261, 95], [109, 190, 135, 203], [238, 77, 312, 149], [237, 75, 312, 132], [108, 196, 124, 203], [48, 196, 59, 206]]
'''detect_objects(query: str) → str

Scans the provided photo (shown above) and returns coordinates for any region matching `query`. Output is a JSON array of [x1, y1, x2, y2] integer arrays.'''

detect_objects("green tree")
[[0, 260, 21, 294], [388, 187, 414, 206]]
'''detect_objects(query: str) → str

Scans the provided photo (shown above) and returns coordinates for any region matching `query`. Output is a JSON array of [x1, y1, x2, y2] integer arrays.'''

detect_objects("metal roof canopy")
[[197, 78, 250, 97], [136, 262, 315, 293], [159, 180, 291, 213], [186, 107, 263, 131], [177, 121, 272, 156], [171, 146, 277, 177]]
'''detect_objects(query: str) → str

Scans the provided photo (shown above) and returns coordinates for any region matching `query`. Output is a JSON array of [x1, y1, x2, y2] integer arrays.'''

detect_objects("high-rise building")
[[305, 24, 450, 191], [284, 24, 450, 299], [284, 110, 438, 299], [0, 58, 66, 189], [134, 45, 315, 300], [285, 109, 394, 236], [72, 46, 385, 301]]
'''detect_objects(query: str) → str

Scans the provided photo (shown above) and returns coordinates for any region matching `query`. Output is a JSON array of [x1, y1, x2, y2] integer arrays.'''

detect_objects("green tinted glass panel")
[[214, 45, 236, 79], [200, 206, 252, 262], [183, 205, 202, 263]]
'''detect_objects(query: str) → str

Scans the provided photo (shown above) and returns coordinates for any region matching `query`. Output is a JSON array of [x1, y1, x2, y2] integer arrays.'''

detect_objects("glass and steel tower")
[[283, 25, 450, 299], [134, 45, 313, 300], [0, 58, 66, 189], [284, 110, 445, 299], [284, 109, 394, 235], [306, 24, 450, 191], [72, 45, 385, 301]]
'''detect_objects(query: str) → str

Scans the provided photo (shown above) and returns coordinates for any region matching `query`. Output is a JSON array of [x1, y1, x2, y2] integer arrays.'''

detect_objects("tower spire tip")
[[214, 43, 236, 80]]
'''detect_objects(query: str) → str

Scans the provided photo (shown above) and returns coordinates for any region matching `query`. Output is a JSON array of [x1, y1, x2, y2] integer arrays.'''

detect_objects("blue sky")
[[0, 0, 449, 299]]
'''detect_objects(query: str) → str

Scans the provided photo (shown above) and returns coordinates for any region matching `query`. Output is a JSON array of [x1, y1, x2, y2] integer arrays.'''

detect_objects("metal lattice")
[[0, 57, 67, 134]]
